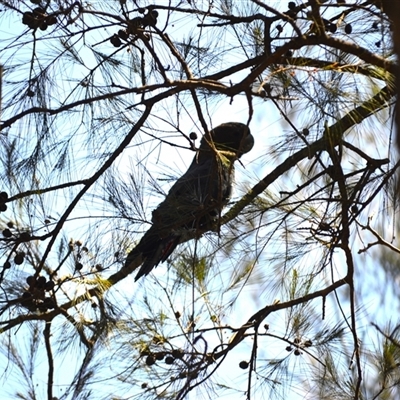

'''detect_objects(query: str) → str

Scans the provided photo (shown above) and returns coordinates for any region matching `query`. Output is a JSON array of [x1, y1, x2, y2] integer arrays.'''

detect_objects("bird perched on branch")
[[125, 122, 254, 281]]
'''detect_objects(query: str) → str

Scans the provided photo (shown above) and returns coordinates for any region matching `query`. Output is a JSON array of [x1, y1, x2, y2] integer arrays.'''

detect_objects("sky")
[[0, 1, 397, 399]]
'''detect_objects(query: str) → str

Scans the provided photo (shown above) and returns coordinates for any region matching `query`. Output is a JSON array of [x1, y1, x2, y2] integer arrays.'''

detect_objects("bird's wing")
[[125, 155, 234, 280], [152, 155, 233, 232]]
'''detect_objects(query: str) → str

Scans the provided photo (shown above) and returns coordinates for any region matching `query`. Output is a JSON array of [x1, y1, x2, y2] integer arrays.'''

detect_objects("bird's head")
[[199, 122, 254, 160]]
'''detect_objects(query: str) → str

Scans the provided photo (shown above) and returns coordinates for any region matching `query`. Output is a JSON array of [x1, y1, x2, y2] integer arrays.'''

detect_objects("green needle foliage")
[[0, 1, 399, 399]]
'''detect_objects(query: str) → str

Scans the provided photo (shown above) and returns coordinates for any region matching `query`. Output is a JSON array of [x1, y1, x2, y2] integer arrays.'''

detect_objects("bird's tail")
[[124, 227, 180, 281]]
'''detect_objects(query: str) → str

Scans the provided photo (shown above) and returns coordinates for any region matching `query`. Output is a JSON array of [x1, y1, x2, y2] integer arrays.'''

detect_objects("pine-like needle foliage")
[[0, 1, 399, 399]]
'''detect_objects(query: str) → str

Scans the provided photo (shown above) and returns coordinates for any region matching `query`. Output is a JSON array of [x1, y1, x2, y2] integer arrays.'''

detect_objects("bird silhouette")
[[125, 122, 254, 281]]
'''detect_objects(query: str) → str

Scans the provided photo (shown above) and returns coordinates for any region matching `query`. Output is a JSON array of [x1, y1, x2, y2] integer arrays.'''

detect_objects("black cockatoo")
[[125, 122, 254, 281]]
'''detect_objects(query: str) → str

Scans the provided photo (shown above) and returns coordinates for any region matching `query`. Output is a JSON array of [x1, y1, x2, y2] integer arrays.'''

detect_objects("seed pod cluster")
[[22, 7, 58, 31], [22, 274, 56, 312], [324, 21, 337, 33], [344, 23, 352, 34], [141, 347, 186, 367], [285, 1, 299, 19], [110, 9, 159, 47], [2, 222, 32, 245], [0, 191, 8, 213], [70, 239, 91, 273], [14, 252, 25, 265], [2, 228, 12, 238], [285, 337, 313, 356]]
